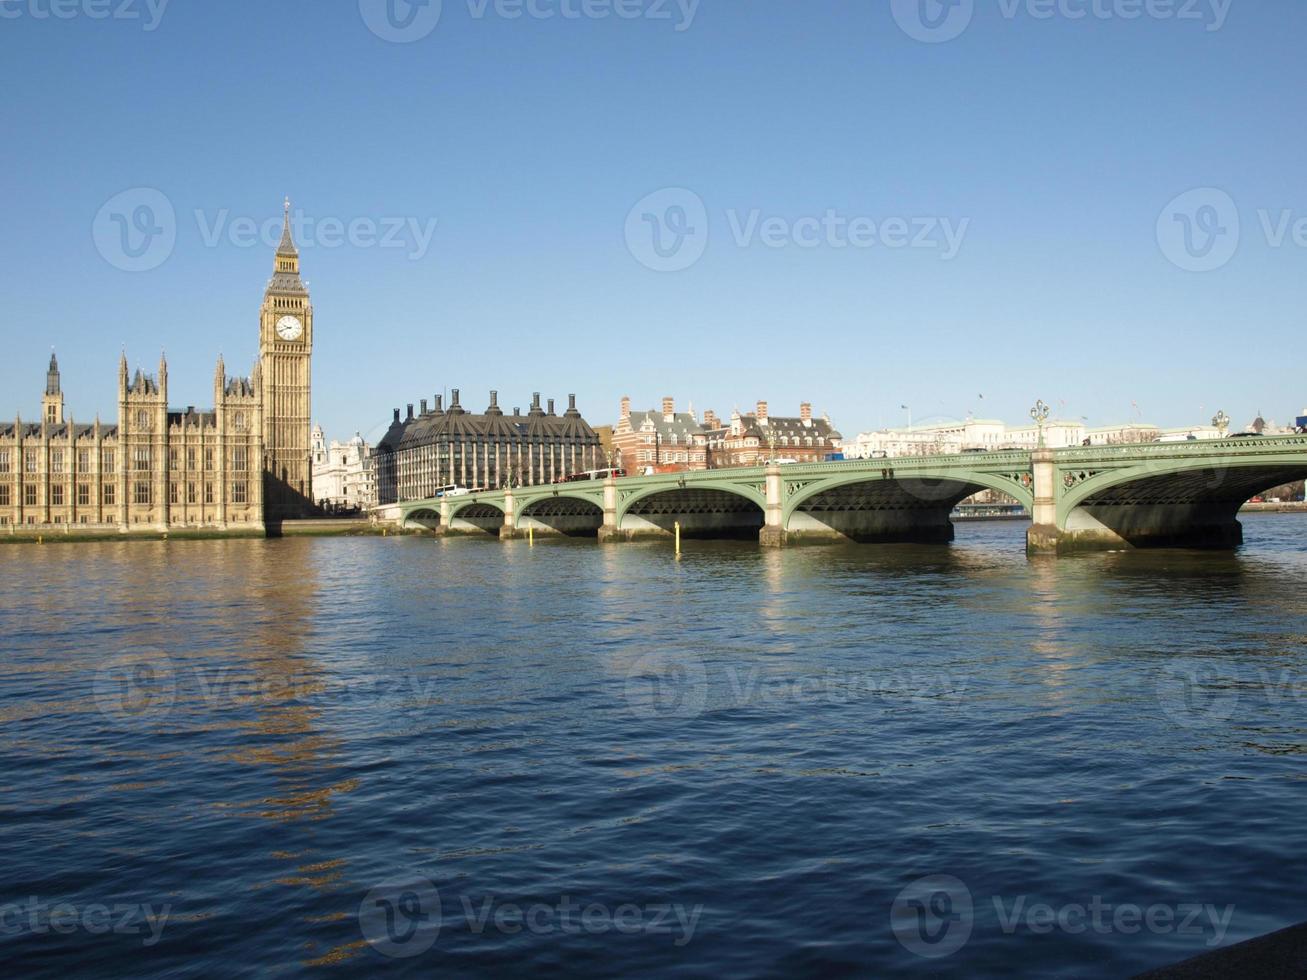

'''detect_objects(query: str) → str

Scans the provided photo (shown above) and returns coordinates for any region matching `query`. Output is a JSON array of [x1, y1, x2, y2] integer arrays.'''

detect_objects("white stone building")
[[311, 426, 376, 512], [844, 417, 1227, 459]]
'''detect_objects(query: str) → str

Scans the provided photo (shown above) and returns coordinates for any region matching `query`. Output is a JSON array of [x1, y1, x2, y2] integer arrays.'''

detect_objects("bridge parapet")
[[389, 439, 1307, 555]]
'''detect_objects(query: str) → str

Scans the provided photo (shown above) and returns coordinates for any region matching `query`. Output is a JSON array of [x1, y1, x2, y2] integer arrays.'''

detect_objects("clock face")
[[276, 315, 303, 341]]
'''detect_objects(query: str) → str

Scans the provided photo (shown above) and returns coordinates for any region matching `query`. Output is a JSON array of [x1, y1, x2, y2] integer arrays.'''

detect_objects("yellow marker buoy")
[[529, 526, 534, 546], [674, 521, 681, 556]]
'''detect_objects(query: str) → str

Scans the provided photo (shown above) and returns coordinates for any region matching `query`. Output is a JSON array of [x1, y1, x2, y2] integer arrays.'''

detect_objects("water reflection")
[[3, 518, 1307, 977]]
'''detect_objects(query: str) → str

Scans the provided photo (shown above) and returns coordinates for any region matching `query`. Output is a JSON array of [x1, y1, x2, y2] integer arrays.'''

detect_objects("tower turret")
[[42, 350, 64, 425]]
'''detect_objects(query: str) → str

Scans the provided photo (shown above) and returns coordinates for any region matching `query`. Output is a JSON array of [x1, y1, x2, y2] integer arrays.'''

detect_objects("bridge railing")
[[1053, 435, 1307, 465]]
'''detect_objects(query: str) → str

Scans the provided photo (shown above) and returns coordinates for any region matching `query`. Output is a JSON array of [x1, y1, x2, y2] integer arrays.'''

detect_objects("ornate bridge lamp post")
[[767, 430, 778, 466], [1212, 410, 1230, 438], [1030, 400, 1051, 449]]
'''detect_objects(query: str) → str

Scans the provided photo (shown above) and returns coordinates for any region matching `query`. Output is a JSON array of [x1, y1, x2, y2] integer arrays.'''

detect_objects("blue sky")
[[1, 0, 1303, 443]]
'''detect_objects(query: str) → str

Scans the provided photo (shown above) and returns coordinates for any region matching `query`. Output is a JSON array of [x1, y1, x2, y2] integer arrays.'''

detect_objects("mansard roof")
[[384, 392, 600, 454], [710, 413, 842, 443], [626, 410, 703, 443]]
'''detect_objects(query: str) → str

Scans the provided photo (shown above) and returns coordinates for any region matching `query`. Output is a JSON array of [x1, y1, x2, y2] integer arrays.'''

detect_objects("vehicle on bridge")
[[564, 468, 626, 483]]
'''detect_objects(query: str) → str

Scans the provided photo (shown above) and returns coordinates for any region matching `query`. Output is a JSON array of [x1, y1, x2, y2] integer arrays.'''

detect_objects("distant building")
[[374, 390, 603, 504], [703, 402, 841, 468], [845, 417, 1226, 459], [611, 397, 840, 471], [311, 426, 375, 512], [612, 397, 708, 471], [0, 204, 317, 535]]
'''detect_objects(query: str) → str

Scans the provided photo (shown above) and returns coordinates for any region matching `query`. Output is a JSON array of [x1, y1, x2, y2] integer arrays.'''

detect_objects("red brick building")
[[611, 397, 840, 471]]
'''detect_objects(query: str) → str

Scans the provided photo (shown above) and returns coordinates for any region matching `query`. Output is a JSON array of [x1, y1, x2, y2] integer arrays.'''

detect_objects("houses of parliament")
[[0, 203, 314, 535]]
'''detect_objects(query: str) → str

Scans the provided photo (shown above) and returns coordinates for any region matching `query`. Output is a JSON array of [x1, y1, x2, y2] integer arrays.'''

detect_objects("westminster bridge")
[[383, 436, 1307, 554]]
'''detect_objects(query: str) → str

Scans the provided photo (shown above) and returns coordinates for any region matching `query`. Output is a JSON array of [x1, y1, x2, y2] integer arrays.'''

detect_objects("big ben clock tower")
[[260, 198, 313, 521]]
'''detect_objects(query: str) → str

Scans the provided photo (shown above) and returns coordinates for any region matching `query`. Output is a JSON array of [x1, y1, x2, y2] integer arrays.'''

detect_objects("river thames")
[[3, 516, 1307, 976]]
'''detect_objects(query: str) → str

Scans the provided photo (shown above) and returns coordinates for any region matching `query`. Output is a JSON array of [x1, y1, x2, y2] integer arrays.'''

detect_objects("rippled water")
[[3, 515, 1307, 977]]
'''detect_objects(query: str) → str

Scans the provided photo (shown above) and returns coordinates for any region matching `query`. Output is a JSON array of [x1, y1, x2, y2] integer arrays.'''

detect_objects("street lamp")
[[1212, 410, 1230, 438], [1030, 400, 1051, 448]]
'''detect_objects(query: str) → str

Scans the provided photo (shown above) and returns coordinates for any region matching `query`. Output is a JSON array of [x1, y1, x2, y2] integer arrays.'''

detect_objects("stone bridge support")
[[1027, 440, 1307, 554]]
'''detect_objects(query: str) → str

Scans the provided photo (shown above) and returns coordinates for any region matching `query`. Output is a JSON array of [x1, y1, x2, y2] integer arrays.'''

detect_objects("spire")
[[46, 350, 60, 396], [277, 196, 297, 257]]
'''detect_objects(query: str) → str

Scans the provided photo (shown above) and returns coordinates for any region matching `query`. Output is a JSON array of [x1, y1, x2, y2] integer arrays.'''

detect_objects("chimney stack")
[[756, 401, 769, 424], [490, 390, 498, 408], [393, 408, 400, 423], [406, 404, 414, 421], [662, 397, 675, 422], [420, 399, 428, 415], [703, 409, 719, 429], [434, 394, 443, 412], [547, 398, 555, 415], [620, 396, 631, 420], [800, 402, 812, 423]]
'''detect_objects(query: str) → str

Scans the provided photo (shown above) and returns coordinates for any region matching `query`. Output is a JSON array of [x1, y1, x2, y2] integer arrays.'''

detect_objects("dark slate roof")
[[168, 409, 217, 428], [0, 422, 118, 439], [384, 391, 601, 454], [708, 414, 842, 443], [626, 410, 704, 443]]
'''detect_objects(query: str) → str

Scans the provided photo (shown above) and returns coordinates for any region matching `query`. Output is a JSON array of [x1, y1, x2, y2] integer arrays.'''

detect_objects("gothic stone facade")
[[0, 204, 313, 534]]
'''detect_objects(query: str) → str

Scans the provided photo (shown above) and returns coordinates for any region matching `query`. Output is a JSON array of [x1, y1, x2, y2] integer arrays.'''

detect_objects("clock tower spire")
[[259, 198, 313, 522]]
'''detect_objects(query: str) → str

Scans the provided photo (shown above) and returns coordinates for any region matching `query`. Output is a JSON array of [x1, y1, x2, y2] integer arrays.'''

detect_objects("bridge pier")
[[1027, 447, 1061, 555]]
